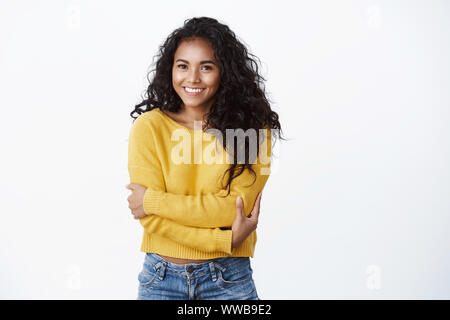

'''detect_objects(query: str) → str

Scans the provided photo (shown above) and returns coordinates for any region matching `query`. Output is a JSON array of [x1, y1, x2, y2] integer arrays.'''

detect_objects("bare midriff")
[[158, 254, 213, 265]]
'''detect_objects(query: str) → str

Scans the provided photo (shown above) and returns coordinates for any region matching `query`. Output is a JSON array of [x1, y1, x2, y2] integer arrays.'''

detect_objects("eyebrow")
[[176, 59, 216, 65]]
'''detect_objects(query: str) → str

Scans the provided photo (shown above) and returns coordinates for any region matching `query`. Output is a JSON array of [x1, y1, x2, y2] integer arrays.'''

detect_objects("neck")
[[180, 104, 211, 122]]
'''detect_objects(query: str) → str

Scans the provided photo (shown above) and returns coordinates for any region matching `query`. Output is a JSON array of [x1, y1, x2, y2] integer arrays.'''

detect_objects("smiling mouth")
[[183, 87, 205, 95]]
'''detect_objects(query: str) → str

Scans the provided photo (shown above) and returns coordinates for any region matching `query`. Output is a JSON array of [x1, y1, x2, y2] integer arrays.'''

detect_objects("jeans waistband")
[[145, 252, 250, 279]]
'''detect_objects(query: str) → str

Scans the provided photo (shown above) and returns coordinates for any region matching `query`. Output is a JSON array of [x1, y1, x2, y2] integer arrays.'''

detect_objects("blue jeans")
[[137, 252, 259, 300]]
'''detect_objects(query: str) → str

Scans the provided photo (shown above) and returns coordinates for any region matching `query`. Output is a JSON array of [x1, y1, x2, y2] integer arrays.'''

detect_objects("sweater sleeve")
[[142, 132, 272, 228], [127, 114, 232, 254], [139, 214, 232, 254]]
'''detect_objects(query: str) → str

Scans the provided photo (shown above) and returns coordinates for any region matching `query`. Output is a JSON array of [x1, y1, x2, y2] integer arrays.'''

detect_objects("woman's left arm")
[[140, 158, 270, 228]]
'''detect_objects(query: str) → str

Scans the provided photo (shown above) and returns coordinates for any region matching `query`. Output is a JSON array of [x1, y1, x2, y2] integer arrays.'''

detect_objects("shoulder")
[[133, 108, 162, 126], [131, 108, 166, 133], [129, 108, 166, 143]]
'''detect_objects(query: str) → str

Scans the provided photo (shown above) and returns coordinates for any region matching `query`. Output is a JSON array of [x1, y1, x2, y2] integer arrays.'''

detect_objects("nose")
[[187, 68, 200, 83]]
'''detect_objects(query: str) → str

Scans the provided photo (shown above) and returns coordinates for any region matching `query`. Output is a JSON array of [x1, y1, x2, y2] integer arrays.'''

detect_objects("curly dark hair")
[[130, 16, 285, 196]]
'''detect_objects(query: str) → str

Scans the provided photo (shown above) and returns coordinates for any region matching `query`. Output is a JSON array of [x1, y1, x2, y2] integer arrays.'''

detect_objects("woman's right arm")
[[138, 214, 233, 254], [138, 193, 262, 254]]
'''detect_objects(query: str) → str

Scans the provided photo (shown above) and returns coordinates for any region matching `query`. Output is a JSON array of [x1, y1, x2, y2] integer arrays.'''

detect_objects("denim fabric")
[[137, 253, 259, 300]]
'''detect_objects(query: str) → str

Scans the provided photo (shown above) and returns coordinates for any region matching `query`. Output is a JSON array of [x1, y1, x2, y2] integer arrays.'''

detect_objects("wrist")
[[143, 188, 163, 215]]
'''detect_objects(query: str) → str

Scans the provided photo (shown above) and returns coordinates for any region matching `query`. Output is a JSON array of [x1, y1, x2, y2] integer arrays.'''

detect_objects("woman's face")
[[172, 38, 221, 111]]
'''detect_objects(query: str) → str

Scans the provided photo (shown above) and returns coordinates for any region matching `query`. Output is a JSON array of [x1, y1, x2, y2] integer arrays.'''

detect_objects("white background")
[[1, 0, 449, 299]]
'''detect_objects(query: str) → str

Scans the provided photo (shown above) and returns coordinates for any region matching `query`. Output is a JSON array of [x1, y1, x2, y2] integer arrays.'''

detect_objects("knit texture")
[[127, 107, 272, 259]]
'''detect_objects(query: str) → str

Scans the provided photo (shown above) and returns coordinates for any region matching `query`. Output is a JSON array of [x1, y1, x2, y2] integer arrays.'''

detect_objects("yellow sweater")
[[127, 107, 272, 259]]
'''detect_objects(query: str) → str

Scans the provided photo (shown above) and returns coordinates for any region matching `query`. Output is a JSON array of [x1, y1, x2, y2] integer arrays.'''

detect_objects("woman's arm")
[[139, 214, 233, 254], [127, 183, 262, 254], [138, 192, 262, 254], [128, 114, 234, 253], [128, 114, 272, 229], [141, 149, 270, 228]]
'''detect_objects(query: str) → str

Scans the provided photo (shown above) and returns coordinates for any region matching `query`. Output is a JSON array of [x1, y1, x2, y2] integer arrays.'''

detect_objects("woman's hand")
[[231, 192, 262, 249], [126, 183, 148, 219]]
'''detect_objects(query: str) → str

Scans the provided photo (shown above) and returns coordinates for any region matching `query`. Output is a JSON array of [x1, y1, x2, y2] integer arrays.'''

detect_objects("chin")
[[183, 102, 206, 108]]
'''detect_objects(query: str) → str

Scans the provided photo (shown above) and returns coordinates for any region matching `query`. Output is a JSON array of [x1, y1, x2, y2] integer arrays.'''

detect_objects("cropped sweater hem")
[[140, 231, 256, 259]]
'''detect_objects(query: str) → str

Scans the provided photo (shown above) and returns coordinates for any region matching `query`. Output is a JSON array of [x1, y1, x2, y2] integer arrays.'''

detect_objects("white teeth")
[[185, 87, 204, 93]]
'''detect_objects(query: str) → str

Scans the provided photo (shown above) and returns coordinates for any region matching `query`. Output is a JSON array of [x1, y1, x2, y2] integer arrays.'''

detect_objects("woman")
[[126, 17, 283, 300]]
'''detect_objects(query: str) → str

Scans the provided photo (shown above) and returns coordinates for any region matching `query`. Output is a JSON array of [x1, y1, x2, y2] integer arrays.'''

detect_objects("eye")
[[176, 64, 213, 71]]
